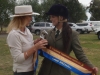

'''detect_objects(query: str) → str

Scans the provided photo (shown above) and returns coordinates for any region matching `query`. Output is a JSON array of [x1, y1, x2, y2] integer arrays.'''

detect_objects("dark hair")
[[62, 21, 72, 53]]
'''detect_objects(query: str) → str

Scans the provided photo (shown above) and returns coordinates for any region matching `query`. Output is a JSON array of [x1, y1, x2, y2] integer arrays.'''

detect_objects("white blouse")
[[7, 28, 34, 72]]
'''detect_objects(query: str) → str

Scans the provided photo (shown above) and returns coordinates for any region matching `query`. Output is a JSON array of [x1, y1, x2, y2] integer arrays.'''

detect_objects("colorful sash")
[[37, 45, 96, 75]]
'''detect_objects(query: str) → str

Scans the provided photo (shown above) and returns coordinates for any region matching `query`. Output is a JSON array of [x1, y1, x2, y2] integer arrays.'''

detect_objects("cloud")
[[78, 0, 92, 6]]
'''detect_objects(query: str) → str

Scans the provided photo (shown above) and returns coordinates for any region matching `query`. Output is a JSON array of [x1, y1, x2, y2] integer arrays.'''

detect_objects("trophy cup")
[[39, 30, 49, 48], [40, 30, 48, 39]]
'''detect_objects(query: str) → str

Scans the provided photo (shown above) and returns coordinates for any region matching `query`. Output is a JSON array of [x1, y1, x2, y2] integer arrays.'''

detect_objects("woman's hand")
[[34, 39, 48, 50], [93, 67, 98, 75], [34, 38, 42, 44], [24, 39, 47, 59]]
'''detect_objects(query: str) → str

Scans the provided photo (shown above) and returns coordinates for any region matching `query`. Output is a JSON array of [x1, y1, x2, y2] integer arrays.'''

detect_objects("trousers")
[[14, 71, 35, 75]]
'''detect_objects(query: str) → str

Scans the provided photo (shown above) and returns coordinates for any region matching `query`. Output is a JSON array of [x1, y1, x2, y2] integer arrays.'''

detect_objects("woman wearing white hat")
[[7, 5, 48, 75]]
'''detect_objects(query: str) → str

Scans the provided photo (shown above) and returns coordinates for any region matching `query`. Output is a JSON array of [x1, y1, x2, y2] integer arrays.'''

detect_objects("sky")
[[78, 0, 92, 21], [78, 0, 92, 6]]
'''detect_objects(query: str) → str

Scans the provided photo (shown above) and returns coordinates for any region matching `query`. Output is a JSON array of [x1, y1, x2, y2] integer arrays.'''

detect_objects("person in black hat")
[[38, 4, 98, 75]]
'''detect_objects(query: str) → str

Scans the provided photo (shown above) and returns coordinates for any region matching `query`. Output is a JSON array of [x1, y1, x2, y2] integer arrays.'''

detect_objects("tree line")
[[0, 0, 99, 32]]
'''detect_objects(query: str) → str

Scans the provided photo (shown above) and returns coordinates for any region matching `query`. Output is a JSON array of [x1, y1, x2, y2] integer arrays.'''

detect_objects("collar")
[[16, 27, 28, 35], [55, 27, 62, 34]]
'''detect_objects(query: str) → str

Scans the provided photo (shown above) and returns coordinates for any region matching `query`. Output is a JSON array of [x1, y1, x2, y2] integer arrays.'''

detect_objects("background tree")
[[0, 0, 88, 33], [40, 0, 87, 23], [18, 0, 42, 22], [0, 0, 15, 32], [40, 0, 55, 21], [89, 0, 100, 20], [66, 0, 87, 22]]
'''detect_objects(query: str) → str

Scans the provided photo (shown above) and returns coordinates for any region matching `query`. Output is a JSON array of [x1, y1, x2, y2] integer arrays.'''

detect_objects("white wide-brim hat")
[[10, 5, 40, 17]]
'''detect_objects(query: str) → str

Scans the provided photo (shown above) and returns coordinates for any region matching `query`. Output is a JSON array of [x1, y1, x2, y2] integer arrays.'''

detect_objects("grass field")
[[0, 33, 100, 75]]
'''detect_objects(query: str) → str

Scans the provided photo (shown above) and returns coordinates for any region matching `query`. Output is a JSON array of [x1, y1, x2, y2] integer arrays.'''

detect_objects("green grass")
[[0, 27, 7, 34], [0, 33, 100, 75], [79, 33, 100, 71], [0, 37, 13, 75]]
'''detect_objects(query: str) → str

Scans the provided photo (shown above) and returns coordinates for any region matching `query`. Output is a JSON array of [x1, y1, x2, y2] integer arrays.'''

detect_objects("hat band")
[[15, 12, 33, 15], [59, 19, 67, 22]]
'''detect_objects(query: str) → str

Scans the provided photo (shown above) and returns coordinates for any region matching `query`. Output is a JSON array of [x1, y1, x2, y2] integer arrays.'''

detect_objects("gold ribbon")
[[42, 45, 97, 75], [32, 51, 37, 68], [58, 16, 67, 22]]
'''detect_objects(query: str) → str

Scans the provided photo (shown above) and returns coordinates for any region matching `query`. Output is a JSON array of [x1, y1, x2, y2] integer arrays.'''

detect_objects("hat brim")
[[10, 12, 40, 17]]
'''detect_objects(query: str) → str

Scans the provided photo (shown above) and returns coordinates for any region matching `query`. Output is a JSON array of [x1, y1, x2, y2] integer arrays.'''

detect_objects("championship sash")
[[38, 45, 96, 75]]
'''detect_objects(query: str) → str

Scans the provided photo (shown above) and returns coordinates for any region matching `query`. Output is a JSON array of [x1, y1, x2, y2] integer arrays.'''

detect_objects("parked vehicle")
[[31, 22, 54, 35], [82, 21, 100, 30], [94, 27, 100, 40], [76, 23, 94, 33], [68, 22, 87, 34]]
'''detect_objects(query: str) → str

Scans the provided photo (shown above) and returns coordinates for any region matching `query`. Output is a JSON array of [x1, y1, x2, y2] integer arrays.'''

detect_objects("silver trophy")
[[40, 30, 49, 48], [40, 30, 48, 39]]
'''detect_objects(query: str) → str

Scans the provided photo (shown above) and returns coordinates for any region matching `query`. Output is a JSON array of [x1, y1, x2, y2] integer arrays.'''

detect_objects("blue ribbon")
[[36, 49, 92, 75], [33, 57, 38, 72]]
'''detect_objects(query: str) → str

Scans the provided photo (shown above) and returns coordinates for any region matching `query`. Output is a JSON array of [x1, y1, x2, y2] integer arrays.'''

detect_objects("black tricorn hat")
[[46, 4, 68, 19]]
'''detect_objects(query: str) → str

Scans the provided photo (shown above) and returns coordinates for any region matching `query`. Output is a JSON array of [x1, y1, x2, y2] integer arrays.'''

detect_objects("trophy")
[[39, 30, 49, 48], [40, 30, 48, 39]]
